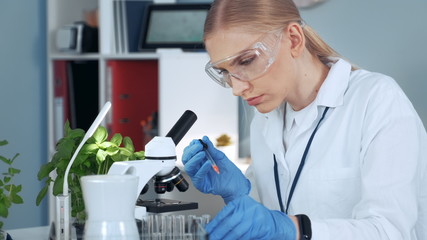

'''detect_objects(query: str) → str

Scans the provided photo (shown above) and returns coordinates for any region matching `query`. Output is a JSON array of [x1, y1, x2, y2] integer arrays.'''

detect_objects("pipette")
[[198, 139, 220, 174]]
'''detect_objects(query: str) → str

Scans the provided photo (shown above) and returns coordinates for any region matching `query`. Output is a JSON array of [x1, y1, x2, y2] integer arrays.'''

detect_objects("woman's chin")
[[255, 104, 275, 114]]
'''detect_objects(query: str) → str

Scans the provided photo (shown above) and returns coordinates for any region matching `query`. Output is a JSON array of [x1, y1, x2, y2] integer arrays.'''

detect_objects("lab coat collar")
[[315, 58, 351, 108], [285, 101, 313, 132]]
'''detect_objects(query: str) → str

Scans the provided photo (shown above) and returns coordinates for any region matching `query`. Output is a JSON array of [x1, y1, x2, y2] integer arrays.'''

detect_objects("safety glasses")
[[205, 29, 283, 88]]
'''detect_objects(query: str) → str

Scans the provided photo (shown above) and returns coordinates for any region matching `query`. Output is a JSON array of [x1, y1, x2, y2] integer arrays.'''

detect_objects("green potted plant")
[[0, 140, 23, 239], [36, 121, 144, 224]]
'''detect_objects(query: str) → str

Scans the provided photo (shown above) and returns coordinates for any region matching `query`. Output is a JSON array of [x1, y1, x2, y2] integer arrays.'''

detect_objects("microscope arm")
[[108, 159, 175, 202]]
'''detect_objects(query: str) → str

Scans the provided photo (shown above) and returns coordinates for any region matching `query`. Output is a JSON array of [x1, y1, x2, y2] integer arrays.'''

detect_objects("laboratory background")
[[0, 0, 426, 232]]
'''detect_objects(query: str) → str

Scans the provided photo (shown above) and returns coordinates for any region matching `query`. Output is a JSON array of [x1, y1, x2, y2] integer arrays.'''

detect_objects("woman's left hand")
[[206, 195, 296, 240]]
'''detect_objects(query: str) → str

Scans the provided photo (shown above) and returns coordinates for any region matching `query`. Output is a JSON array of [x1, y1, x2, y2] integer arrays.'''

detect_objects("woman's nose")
[[231, 77, 251, 96]]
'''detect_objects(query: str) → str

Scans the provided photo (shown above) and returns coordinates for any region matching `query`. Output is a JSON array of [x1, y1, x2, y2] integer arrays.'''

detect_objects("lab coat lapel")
[[250, 109, 286, 210], [293, 59, 352, 136], [260, 104, 291, 179]]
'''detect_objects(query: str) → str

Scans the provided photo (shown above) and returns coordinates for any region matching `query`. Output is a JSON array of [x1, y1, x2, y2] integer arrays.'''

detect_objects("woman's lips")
[[246, 95, 263, 106]]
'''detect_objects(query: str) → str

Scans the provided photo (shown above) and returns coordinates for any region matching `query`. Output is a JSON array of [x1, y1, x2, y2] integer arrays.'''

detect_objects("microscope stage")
[[137, 198, 198, 213]]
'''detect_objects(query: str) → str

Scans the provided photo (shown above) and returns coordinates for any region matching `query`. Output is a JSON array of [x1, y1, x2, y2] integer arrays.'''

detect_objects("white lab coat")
[[246, 59, 427, 239]]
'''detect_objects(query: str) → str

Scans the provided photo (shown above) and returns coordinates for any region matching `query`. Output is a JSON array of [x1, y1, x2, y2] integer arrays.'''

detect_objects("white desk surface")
[[6, 226, 49, 240]]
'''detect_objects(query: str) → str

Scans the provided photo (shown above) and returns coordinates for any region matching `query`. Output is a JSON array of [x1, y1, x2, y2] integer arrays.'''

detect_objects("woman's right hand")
[[182, 136, 251, 203]]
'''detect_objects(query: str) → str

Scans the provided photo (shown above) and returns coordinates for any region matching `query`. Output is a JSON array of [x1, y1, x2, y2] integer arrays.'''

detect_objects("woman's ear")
[[286, 23, 305, 58]]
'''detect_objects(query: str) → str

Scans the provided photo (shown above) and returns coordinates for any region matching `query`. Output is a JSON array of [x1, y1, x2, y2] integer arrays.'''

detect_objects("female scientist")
[[182, 0, 427, 239]]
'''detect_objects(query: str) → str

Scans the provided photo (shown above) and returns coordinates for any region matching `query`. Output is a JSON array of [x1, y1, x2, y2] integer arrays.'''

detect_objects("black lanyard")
[[274, 107, 330, 214]]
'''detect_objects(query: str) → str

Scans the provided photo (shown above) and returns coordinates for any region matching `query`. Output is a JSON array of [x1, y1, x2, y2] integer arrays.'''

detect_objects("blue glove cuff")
[[270, 210, 297, 240], [222, 178, 251, 203]]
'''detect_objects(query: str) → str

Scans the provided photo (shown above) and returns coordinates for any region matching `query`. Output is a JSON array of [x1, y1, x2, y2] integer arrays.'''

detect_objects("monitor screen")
[[139, 4, 211, 50]]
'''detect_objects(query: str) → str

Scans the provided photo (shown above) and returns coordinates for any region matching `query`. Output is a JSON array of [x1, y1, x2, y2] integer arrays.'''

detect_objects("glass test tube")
[[141, 214, 210, 240]]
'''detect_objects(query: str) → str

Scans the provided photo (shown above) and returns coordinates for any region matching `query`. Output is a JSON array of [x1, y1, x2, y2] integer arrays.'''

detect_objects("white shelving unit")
[[46, 0, 238, 223]]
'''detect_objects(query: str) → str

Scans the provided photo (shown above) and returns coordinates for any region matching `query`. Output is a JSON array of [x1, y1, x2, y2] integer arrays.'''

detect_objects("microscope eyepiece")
[[165, 110, 197, 146]]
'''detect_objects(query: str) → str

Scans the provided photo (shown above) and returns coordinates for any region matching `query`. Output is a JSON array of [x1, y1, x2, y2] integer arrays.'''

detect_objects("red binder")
[[107, 60, 158, 151]]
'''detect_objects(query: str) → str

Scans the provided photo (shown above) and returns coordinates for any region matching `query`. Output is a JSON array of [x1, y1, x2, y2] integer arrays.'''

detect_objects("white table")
[[6, 226, 49, 240]]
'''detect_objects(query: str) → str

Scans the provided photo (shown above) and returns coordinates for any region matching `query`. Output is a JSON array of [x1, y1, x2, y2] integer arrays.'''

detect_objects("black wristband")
[[295, 214, 312, 240]]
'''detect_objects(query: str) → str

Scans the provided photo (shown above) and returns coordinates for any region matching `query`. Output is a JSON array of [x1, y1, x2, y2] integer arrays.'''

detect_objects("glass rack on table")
[[49, 214, 209, 240], [140, 214, 209, 240]]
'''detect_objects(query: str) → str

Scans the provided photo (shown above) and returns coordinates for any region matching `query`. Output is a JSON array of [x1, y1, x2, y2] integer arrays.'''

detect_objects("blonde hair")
[[204, 0, 356, 69]]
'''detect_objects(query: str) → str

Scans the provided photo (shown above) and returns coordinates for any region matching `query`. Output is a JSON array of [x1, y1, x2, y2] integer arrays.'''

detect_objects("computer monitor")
[[139, 3, 211, 51]]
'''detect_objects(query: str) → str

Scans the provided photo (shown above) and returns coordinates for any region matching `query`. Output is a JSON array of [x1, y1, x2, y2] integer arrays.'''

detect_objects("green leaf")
[[56, 158, 71, 175], [93, 126, 108, 144], [0, 156, 11, 165], [119, 147, 133, 157], [85, 137, 96, 144], [10, 153, 19, 163], [96, 149, 108, 162], [105, 145, 119, 156], [3, 196, 11, 208], [13, 184, 22, 193], [55, 138, 66, 150], [53, 175, 64, 196], [99, 141, 116, 149], [110, 133, 123, 146], [83, 160, 91, 168], [50, 152, 62, 164], [134, 151, 145, 160], [73, 154, 89, 168], [111, 152, 129, 162], [37, 162, 55, 180], [64, 121, 71, 136], [8, 167, 21, 175], [55, 138, 75, 159], [4, 184, 12, 192], [123, 137, 135, 152], [69, 184, 81, 194], [10, 194, 23, 204], [3, 177, 11, 184], [0, 200, 8, 217], [68, 128, 85, 139], [111, 153, 123, 162], [0, 140, 8, 146], [0, 179, 3, 186], [36, 182, 50, 206], [80, 143, 99, 154]]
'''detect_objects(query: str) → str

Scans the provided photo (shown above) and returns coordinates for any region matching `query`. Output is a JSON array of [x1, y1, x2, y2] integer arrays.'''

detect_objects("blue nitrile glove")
[[206, 195, 296, 240], [182, 136, 251, 203]]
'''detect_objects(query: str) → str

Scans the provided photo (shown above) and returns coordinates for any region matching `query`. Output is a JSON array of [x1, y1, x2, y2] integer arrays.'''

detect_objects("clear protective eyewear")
[[205, 29, 283, 88]]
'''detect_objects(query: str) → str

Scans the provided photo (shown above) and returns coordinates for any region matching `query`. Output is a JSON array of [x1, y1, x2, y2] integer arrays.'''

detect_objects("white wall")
[[0, 0, 48, 229], [158, 51, 238, 163], [300, 0, 427, 126]]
